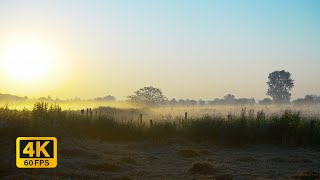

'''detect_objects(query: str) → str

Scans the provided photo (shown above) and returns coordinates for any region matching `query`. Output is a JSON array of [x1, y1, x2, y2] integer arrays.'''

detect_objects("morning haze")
[[2, 1, 320, 179]]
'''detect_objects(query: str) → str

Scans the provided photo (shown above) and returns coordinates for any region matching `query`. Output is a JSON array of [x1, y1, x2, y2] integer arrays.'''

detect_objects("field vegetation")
[[1, 102, 320, 145], [1, 102, 320, 179], [1, 72, 320, 178]]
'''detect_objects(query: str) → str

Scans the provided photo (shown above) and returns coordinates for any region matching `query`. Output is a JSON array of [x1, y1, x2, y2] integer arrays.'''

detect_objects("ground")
[[1, 137, 320, 179]]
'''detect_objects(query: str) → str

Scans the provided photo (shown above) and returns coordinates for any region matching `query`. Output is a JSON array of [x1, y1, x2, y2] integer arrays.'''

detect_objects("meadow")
[[1, 102, 320, 179]]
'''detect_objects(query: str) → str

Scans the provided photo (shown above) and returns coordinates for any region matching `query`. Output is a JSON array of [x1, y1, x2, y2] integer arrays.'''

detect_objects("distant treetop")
[[267, 70, 294, 103], [127, 86, 167, 106], [94, 95, 116, 102]]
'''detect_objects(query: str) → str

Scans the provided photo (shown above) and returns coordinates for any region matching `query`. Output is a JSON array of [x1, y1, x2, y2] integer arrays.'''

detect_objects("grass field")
[[1, 102, 320, 179]]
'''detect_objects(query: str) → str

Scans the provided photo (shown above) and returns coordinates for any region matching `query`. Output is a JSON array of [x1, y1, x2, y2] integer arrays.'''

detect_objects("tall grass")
[[0, 102, 319, 146]]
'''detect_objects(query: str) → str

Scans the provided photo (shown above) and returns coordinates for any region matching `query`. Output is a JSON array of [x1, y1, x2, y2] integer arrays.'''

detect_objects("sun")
[[2, 43, 52, 82]]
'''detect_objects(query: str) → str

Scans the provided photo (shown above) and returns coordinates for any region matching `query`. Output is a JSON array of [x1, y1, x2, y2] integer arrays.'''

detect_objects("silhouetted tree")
[[0, 93, 28, 101], [224, 94, 236, 104], [169, 98, 178, 106], [209, 98, 224, 105], [94, 95, 116, 101], [267, 70, 294, 103], [198, 99, 205, 106], [292, 94, 319, 105], [38, 96, 53, 101], [189, 100, 197, 106], [304, 95, 317, 102], [185, 99, 191, 106], [178, 99, 186, 106], [163, 99, 170, 106], [236, 98, 255, 105], [127, 86, 167, 106], [259, 98, 273, 105]]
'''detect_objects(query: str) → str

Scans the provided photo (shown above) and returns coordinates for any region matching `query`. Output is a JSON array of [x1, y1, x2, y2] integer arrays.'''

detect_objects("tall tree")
[[224, 94, 236, 104], [127, 86, 167, 106], [267, 70, 294, 103]]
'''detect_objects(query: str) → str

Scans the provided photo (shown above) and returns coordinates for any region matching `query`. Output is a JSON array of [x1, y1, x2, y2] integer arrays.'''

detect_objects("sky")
[[0, 0, 319, 100]]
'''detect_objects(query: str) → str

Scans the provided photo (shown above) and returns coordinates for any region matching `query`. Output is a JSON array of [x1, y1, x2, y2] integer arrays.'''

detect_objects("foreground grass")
[[0, 102, 320, 146], [2, 137, 319, 179]]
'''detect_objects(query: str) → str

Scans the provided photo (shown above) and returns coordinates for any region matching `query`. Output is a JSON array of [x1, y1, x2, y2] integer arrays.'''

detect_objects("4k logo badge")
[[16, 137, 57, 168]]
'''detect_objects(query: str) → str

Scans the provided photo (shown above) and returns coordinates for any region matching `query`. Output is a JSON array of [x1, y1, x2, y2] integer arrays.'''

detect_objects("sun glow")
[[2, 43, 52, 82], [0, 39, 70, 95]]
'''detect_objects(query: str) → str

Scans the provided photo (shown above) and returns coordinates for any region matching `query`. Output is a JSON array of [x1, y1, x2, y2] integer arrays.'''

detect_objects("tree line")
[[2, 70, 319, 106], [127, 70, 318, 106]]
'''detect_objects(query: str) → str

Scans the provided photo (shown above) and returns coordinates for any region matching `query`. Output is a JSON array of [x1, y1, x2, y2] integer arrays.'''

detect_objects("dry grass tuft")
[[177, 149, 200, 157], [291, 170, 320, 179], [199, 149, 211, 155], [189, 161, 214, 174]]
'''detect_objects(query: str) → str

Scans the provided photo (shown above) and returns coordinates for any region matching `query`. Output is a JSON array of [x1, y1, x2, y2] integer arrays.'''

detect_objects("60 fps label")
[[16, 137, 57, 168]]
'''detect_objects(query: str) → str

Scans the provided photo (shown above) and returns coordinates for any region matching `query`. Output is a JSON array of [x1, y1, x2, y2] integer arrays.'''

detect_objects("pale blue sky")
[[0, 0, 319, 100]]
